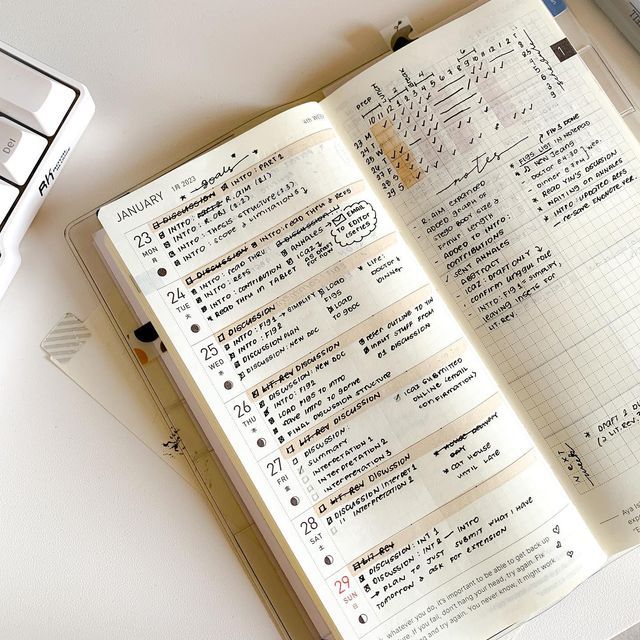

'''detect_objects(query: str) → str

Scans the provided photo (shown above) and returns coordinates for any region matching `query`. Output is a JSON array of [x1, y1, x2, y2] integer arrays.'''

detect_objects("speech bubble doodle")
[[330, 201, 378, 248]]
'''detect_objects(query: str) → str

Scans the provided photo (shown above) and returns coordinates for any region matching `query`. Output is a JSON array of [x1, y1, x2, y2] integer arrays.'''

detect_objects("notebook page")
[[323, 0, 640, 552], [98, 103, 604, 639]]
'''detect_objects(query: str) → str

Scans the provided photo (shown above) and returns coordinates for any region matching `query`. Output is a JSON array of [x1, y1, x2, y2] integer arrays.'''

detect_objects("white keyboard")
[[0, 40, 94, 299]]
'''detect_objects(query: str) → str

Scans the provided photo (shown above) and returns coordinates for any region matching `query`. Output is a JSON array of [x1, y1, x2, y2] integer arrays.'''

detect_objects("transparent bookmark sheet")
[[66, 209, 325, 640]]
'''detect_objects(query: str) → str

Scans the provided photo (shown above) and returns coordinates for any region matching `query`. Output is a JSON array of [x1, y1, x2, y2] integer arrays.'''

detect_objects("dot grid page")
[[324, 0, 640, 548]]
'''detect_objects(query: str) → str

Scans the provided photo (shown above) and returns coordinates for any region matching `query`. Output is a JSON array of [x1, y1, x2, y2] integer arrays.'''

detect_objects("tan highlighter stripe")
[[215, 233, 398, 344], [182, 181, 366, 290], [247, 286, 432, 401], [149, 127, 337, 232], [281, 338, 468, 459], [346, 449, 537, 576], [314, 393, 502, 517], [371, 119, 422, 189]]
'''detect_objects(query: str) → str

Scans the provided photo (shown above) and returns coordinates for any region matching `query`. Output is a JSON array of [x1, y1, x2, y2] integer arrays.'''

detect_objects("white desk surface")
[[0, 1, 638, 638]]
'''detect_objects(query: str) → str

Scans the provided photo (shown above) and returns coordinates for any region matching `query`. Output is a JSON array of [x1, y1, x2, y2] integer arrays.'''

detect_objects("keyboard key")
[[0, 39, 93, 299], [0, 51, 75, 136], [0, 179, 19, 218], [0, 117, 48, 185]]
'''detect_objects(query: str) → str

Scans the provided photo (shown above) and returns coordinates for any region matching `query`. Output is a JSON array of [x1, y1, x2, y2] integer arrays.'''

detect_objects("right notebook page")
[[324, 0, 640, 553]]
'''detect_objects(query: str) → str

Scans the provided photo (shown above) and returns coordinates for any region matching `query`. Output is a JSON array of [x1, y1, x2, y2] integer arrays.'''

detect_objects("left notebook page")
[[98, 103, 604, 640]]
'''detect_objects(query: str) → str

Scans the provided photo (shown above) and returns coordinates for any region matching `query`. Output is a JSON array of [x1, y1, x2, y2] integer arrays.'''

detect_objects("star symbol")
[[180, 195, 186, 201]]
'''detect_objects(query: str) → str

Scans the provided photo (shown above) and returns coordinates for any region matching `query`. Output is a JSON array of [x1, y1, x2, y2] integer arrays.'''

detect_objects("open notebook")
[[80, 0, 640, 638]]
